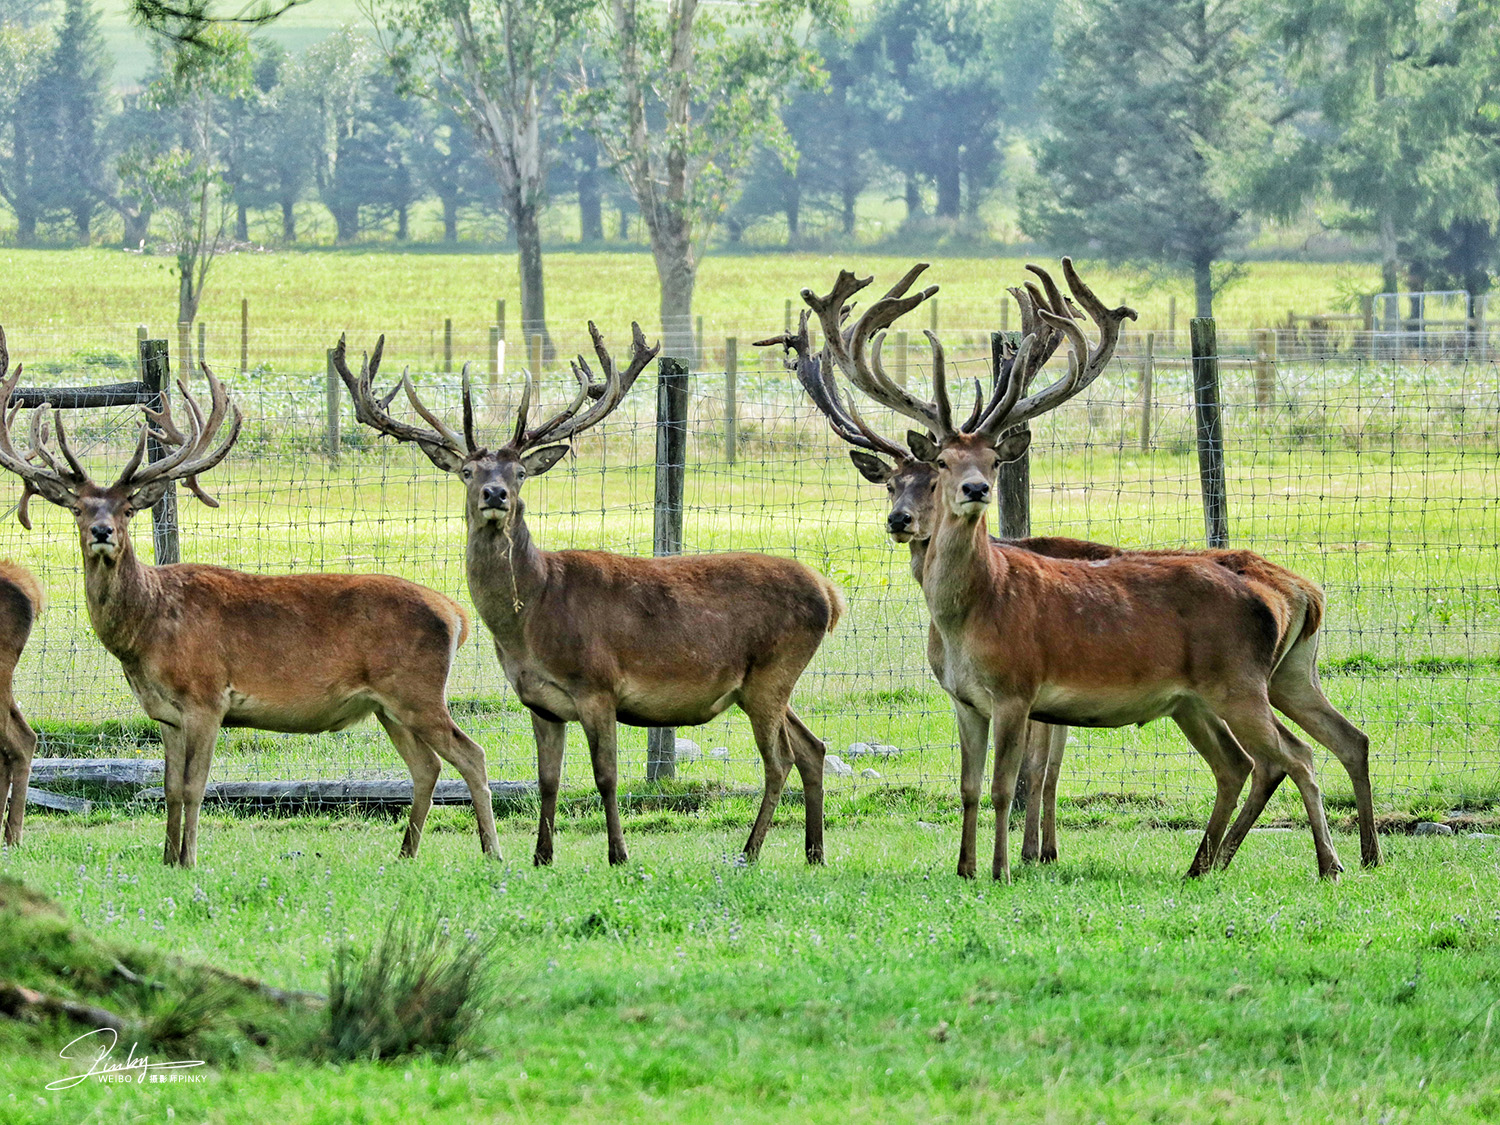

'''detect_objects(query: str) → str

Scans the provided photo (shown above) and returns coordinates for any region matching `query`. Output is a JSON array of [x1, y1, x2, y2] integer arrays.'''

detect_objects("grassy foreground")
[[4, 809, 1500, 1122]]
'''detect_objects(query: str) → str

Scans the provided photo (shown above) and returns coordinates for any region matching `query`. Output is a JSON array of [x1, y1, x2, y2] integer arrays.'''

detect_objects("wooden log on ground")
[[30, 759, 165, 787], [131, 778, 538, 813], [24, 788, 93, 814]]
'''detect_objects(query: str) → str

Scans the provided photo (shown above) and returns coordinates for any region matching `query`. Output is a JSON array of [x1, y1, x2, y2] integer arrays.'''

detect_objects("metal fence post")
[[139, 338, 180, 565], [991, 331, 1030, 539], [646, 355, 690, 782], [325, 348, 341, 465], [724, 337, 737, 466], [1190, 317, 1229, 548]]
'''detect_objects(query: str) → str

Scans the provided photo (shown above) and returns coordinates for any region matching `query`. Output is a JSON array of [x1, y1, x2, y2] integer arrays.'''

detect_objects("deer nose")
[[887, 509, 913, 533], [90, 524, 113, 542], [481, 484, 508, 507], [961, 481, 990, 504]]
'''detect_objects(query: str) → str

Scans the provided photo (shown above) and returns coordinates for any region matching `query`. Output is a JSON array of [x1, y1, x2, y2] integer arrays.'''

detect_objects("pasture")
[[5, 813, 1500, 1122]]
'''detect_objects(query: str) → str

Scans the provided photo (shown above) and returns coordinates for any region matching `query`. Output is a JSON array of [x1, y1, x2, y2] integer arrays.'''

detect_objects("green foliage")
[[1022, 0, 1291, 317]]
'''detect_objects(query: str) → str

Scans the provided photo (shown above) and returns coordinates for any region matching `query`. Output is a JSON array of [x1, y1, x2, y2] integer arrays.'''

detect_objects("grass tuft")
[[326, 912, 497, 1062]]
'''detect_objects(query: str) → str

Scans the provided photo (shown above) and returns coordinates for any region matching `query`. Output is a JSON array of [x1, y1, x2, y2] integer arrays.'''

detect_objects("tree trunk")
[[442, 194, 458, 242], [280, 198, 296, 242], [785, 180, 800, 247], [934, 162, 961, 220], [332, 202, 360, 243], [235, 202, 248, 242], [14, 209, 37, 247], [397, 205, 409, 241], [123, 207, 150, 248], [1194, 255, 1213, 319], [904, 173, 925, 222], [74, 206, 91, 243], [513, 197, 551, 358], [654, 231, 696, 362], [617, 207, 630, 240], [578, 160, 603, 243], [841, 182, 857, 235]]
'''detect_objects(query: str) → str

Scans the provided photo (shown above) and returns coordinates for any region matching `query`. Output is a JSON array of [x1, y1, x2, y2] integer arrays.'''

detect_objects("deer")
[[0, 328, 501, 868], [791, 259, 1377, 881], [332, 324, 845, 869], [0, 559, 42, 848]]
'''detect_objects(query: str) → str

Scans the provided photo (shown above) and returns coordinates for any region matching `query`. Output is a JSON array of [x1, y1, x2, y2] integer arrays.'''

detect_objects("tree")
[[573, 0, 839, 356], [120, 30, 252, 372], [413, 102, 501, 242], [23, 0, 113, 240], [1022, 0, 1291, 317], [863, 0, 1051, 226], [0, 22, 52, 242], [289, 27, 384, 243], [372, 0, 587, 352], [1268, 0, 1500, 309]]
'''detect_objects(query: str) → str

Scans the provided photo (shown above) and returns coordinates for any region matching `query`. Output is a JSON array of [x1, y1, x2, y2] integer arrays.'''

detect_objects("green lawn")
[[4, 814, 1500, 1122]]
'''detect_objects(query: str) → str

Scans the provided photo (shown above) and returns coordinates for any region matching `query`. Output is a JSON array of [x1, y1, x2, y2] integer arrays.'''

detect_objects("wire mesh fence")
[[2, 321, 1497, 818]]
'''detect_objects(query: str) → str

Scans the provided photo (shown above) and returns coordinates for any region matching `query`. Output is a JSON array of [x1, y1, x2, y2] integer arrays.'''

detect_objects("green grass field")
[[4, 812, 1500, 1122]]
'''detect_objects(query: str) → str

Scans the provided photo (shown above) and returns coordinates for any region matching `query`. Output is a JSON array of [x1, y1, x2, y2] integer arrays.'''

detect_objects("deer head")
[[332, 323, 660, 529], [793, 258, 1135, 527], [0, 327, 243, 563]]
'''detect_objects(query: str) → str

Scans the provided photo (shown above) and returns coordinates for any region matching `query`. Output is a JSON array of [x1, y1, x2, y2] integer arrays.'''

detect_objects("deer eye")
[[516, 468, 527, 480], [936, 458, 948, 470], [461, 467, 472, 479], [993, 457, 1003, 469]]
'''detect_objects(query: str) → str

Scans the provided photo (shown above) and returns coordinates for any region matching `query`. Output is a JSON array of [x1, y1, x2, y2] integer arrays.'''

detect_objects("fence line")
[[1, 322, 1497, 818]]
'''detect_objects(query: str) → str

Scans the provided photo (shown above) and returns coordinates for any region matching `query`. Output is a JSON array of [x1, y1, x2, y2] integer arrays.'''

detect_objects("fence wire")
[[1, 324, 1496, 818]]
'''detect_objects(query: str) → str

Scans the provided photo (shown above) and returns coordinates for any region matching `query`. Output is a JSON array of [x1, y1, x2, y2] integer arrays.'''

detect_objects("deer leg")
[[0, 708, 29, 848], [1221, 701, 1343, 880], [1271, 643, 1381, 868], [785, 708, 827, 865], [576, 699, 628, 866], [160, 721, 187, 867], [176, 714, 220, 869], [1216, 751, 1289, 870], [375, 713, 442, 859], [530, 713, 565, 866], [741, 707, 794, 863], [1171, 703, 1253, 878], [990, 700, 1031, 884], [1039, 723, 1067, 864], [1020, 722, 1051, 863], [953, 699, 990, 880], [0, 748, 14, 849], [415, 716, 500, 860]]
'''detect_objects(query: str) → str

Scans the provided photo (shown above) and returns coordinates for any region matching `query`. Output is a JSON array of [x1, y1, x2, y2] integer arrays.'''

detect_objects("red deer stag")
[[0, 330, 499, 867], [0, 558, 42, 847], [796, 260, 1373, 881], [769, 276, 1381, 873], [332, 325, 844, 868]]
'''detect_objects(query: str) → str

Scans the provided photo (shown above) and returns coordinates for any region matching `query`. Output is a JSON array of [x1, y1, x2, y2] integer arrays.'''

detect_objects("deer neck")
[[81, 530, 162, 658], [906, 537, 929, 585], [466, 503, 549, 642], [922, 507, 1002, 630]]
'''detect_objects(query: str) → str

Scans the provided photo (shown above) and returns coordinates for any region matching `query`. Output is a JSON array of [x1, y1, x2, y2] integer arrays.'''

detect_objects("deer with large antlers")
[[333, 324, 845, 868], [0, 328, 500, 867], [0, 559, 42, 848], [790, 260, 1377, 881]]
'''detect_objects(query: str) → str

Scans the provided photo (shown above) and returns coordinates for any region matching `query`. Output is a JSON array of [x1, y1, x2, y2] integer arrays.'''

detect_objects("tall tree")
[[119, 30, 252, 371], [1269, 0, 1500, 308], [373, 0, 587, 352], [288, 27, 383, 242], [573, 0, 839, 357], [0, 22, 52, 243], [1022, 0, 1290, 317]]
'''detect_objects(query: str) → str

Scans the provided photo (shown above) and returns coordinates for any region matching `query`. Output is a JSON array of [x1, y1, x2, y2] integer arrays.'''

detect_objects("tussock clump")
[[327, 914, 497, 1062]]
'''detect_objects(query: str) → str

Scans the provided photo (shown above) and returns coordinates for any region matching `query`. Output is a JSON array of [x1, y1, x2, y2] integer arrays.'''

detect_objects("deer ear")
[[993, 430, 1032, 465], [418, 442, 465, 473], [521, 443, 570, 477], [907, 431, 941, 464], [126, 479, 173, 511], [848, 450, 893, 484]]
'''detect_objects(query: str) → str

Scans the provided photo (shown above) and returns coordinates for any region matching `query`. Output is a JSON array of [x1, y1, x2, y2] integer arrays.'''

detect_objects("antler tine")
[[836, 370, 912, 461], [460, 363, 476, 453], [924, 330, 954, 436], [517, 322, 658, 451], [975, 259, 1137, 438], [785, 318, 908, 461], [402, 369, 465, 451], [332, 334, 467, 460], [49, 408, 90, 481], [843, 287, 946, 435], [961, 378, 984, 432], [0, 350, 86, 524], [27, 408, 63, 476], [510, 368, 534, 448]]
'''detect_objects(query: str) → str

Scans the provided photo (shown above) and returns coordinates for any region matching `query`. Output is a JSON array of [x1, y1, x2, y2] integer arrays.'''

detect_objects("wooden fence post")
[[177, 321, 192, 383], [1167, 295, 1176, 346], [724, 337, 737, 465], [496, 299, 505, 340], [530, 334, 543, 377], [488, 327, 501, 399], [893, 330, 909, 387], [139, 338, 180, 565], [647, 355, 690, 782], [991, 332, 1030, 539], [239, 297, 249, 374], [1190, 318, 1229, 548], [136, 325, 147, 380], [1139, 331, 1154, 452], [695, 315, 704, 369], [1254, 328, 1276, 416], [443, 318, 453, 373], [325, 348, 341, 465], [197, 321, 206, 372], [784, 299, 792, 335], [929, 296, 939, 336]]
